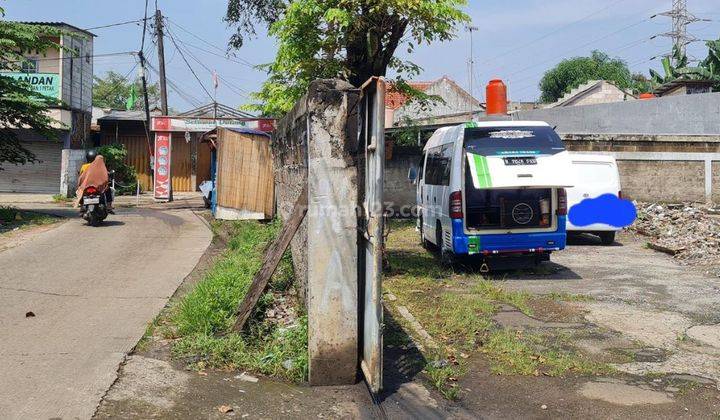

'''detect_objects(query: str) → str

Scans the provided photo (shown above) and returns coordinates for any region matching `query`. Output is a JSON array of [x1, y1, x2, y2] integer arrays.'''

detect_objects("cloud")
[[568, 194, 636, 228]]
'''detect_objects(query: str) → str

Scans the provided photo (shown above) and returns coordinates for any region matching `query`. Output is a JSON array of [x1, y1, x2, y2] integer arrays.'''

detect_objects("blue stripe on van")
[[451, 217, 567, 255]]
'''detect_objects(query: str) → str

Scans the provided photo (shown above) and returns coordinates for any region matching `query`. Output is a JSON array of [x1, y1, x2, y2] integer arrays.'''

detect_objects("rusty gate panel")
[[358, 77, 386, 394]]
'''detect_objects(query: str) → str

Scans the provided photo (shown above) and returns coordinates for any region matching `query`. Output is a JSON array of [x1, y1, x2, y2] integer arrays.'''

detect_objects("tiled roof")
[[15, 21, 96, 37], [385, 81, 434, 109]]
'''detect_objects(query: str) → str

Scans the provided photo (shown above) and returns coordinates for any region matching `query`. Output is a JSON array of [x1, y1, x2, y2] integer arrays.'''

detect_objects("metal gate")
[[358, 77, 386, 394]]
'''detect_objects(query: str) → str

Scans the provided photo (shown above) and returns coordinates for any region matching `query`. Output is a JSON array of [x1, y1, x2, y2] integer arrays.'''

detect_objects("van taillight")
[[449, 191, 463, 219], [557, 188, 567, 216]]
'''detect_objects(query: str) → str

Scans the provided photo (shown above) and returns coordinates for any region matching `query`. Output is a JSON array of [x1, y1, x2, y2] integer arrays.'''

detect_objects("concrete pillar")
[[273, 79, 361, 385], [305, 81, 360, 385]]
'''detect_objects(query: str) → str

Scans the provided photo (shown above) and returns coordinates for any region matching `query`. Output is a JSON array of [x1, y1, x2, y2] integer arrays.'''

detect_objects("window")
[[418, 153, 426, 181], [424, 144, 453, 186], [21, 59, 38, 73], [464, 126, 565, 157]]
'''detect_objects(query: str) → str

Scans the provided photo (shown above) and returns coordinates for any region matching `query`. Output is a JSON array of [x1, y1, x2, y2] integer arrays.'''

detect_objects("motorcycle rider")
[[75, 150, 114, 213]]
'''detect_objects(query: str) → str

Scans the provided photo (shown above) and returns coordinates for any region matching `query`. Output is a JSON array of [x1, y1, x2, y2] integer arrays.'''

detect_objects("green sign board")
[[1, 72, 60, 99]]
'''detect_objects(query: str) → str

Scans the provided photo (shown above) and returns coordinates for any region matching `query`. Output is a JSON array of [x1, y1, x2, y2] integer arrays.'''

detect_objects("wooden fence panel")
[[216, 129, 274, 218]]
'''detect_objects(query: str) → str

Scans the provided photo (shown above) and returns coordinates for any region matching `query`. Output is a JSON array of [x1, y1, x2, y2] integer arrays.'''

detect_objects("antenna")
[[655, 0, 710, 64], [467, 25, 479, 112]]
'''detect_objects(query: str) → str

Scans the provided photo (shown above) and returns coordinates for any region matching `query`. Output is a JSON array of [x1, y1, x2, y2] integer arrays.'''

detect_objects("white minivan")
[[413, 121, 573, 263], [566, 154, 622, 245]]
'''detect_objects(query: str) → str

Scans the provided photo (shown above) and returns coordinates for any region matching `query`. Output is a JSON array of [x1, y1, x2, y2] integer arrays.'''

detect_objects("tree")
[[225, 0, 469, 115], [539, 51, 635, 103], [0, 8, 63, 169], [93, 71, 160, 111], [649, 40, 720, 90]]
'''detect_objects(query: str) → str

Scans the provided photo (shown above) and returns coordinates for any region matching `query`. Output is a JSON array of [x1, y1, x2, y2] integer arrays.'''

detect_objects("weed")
[[52, 194, 72, 202], [483, 329, 613, 376], [425, 361, 464, 400], [544, 292, 594, 302], [0, 206, 58, 233], [167, 219, 308, 382]]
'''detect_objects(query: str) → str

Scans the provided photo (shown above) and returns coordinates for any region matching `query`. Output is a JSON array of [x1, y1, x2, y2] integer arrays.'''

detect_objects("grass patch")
[[384, 219, 612, 398], [52, 194, 73, 203], [166, 219, 307, 382], [483, 329, 613, 377], [544, 292, 594, 302], [0, 206, 59, 234], [425, 361, 465, 400]]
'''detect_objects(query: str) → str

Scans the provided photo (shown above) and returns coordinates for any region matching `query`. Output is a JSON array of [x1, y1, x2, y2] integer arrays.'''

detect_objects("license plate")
[[84, 197, 100, 204], [504, 156, 537, 166]]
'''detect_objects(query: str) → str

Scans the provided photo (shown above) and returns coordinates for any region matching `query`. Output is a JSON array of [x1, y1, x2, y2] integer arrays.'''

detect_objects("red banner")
[[154, 132, 171, 201]]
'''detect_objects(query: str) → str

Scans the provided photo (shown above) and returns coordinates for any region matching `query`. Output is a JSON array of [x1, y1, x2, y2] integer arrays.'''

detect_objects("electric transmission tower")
[[656, 0, 709, 64]]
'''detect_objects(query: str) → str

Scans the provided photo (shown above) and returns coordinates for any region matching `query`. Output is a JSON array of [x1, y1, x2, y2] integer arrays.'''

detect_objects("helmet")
[[85, 149, 98, 163]]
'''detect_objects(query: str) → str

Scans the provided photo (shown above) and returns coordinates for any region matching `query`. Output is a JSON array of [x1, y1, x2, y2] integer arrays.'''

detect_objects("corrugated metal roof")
[[97, 109, 162, 122], [16, 21, 96, 37]]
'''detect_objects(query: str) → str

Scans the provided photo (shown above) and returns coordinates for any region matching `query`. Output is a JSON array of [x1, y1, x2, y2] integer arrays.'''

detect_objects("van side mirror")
[[407, 166, 418, 184]]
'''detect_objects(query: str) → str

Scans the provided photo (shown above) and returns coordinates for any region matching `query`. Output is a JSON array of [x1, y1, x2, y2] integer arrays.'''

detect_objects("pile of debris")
[[632, 202, 720, 271]]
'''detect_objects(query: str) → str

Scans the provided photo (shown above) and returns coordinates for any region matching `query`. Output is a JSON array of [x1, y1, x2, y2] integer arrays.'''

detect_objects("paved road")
[[0, 206, 212, 419]]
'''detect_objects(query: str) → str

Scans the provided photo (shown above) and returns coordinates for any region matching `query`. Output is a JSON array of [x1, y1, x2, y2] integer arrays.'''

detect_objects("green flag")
[[125, 84, 138, 110]]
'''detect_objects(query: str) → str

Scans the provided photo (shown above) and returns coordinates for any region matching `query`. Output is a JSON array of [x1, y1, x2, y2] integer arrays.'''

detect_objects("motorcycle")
[[80, 171, 115, 226]]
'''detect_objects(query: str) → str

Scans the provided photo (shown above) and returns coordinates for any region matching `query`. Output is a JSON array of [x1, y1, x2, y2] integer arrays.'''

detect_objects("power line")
[[164, 17, 257, 68], [479, 0, 626, 70], [160, 29, 214, 100], [82, 18, 149, 31], [164, 26, 251, 98], [6, 51, 136, 64], [506, 17, 653, 83]]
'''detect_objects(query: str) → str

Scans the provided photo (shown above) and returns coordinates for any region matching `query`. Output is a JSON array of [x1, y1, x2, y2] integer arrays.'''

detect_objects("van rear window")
[[464, 126, 565, 156]]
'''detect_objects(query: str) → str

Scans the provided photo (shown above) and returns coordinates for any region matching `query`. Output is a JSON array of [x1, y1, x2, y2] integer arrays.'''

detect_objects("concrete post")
[[273, 80, 361, 385]]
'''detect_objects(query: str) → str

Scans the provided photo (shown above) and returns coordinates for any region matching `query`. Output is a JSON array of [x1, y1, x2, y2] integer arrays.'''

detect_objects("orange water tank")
[[486, 79, 508, 115], [639, 92, 656, 100]]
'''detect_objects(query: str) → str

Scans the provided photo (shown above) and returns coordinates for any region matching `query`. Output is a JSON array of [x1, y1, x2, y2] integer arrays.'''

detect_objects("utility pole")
[[467, 25, 478, 113], [155, 9, 169, 115], [656, 0, 708, 65], [137, 51, 152, 146]]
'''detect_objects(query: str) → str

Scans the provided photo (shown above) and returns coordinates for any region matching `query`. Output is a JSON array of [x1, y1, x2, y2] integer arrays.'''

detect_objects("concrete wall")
[[385, 148, 420, 216], [516, 92, 720, 136], [273, 79, 360, 386], [60, 148, 85, 197]]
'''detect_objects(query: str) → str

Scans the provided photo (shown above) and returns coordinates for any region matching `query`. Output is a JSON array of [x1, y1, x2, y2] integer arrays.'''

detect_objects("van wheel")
[[598, 231, 615, 245], [436, 223, 455, 265]]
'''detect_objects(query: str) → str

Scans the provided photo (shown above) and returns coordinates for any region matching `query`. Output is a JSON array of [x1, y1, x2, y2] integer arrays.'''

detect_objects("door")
[[0, 141, 62, 193], [567, 159, 620, 230], [358, 77, 385, 394]]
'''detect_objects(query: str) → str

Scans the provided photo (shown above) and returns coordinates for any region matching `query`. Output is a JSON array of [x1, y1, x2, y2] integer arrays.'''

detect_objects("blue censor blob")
[[568, 194, 637, 228]]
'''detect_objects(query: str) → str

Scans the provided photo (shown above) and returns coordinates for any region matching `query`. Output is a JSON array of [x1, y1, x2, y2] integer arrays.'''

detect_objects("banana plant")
[[649, 40, 720, 90]]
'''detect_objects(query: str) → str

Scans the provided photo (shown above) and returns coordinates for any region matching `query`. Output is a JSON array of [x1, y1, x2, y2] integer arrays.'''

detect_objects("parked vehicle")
[[410, 121, 573, 266], [566, 153, 622, 245], [80, 172, 114, 226]]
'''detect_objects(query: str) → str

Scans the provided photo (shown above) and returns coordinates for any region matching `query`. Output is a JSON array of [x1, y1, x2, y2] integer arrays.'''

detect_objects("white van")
[[413, 121, 573, 264], [566, 154, 622, 245]]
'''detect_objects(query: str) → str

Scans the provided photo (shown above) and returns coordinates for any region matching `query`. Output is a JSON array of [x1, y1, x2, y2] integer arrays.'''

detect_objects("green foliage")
[[0, 206, 58, 233], [0, 10, 64, 168], [93, 71, 160, 110], [167, 220, 307, 381], [97, 144, 138, 195], [226, 0, 470, 116], [649, 41, 720, 91], [539, 50, 635, 103]]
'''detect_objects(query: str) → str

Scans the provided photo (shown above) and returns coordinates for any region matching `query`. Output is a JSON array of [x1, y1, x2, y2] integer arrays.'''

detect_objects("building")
[[654, 78, 716, 97], [545, 80, 636, 108], [0, 22, 94, 194], [384, 76, 482, 128], [98, 103, 275, 193]]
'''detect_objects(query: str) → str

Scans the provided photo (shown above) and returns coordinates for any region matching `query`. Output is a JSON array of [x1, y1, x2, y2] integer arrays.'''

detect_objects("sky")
[[5, 0, 720, 112]]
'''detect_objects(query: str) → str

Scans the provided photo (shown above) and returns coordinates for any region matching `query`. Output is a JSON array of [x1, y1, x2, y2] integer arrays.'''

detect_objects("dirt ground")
[[96, 224, 720, 419]]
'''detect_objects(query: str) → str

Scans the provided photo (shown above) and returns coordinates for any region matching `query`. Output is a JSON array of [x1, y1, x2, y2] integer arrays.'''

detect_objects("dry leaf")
[[218, 405, 233, 414]]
